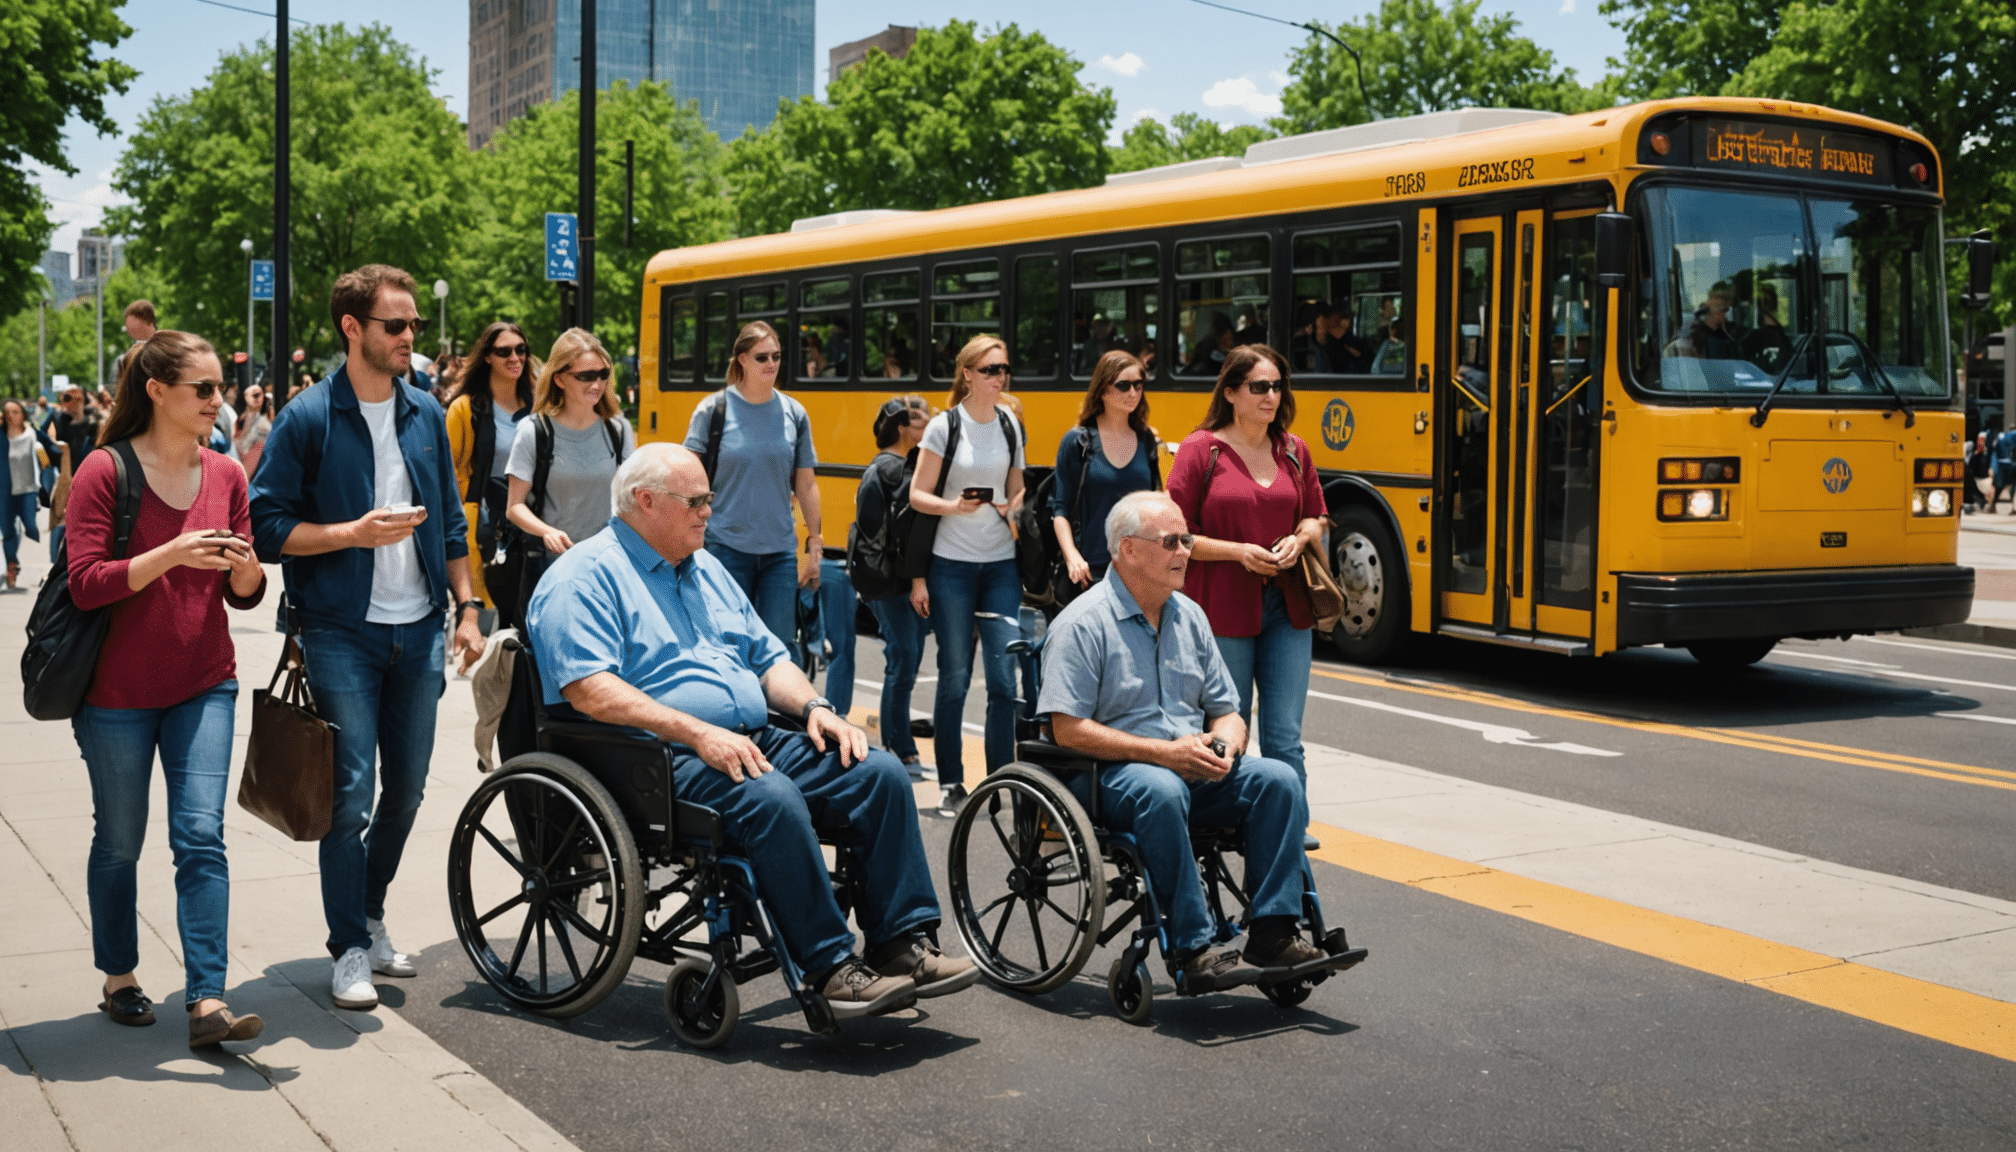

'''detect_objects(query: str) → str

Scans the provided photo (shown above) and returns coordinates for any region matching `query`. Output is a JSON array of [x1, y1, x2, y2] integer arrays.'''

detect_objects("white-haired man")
[[1038, 490, 1324, 989], [526, 443, 976, 1018]]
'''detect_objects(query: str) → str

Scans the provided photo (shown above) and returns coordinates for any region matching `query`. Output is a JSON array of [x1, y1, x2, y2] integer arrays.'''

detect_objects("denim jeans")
[[866, 593, 927, 761], [73, 681, 239, 1004], [1213, 584, 1313, 782], [48, 523, 63, 565], [817, 557, 857, 714], [709, 540, 799, 662], [672, 728, 940, 979], [3, 489, 39, 565], [925, 556, 1021, 787], [1069, 755, 1309, 955], [300, 612, 446, 958]]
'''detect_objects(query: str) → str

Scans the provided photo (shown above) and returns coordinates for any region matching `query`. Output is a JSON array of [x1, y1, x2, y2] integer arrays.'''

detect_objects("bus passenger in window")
[[1674, 283, 1746, 359], [1740, 283, 1796, 374], [801, 329, 827, 377], [1076, 313, 1119, 375], [1372, 318, 1409, 375], [1183, 311, 1235, 376], [1289, 301, 1323, 372], [1052, 351, 1162, 605]]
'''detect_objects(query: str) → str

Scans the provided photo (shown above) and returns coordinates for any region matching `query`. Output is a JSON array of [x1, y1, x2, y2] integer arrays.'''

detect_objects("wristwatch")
[[801, 696, 835, 725], [456, 598, 484, 620]]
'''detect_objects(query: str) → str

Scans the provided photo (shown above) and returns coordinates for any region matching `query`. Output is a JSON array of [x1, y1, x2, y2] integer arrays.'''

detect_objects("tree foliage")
[[0, 0, 136, 320], [725, 21, 1115, 237], [1598, 0, 1793, 100], [1109, 113, 1275, 175]]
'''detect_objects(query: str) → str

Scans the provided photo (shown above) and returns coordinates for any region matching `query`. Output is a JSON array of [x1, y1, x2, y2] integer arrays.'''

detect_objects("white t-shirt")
[[213, 402, 240, 460], [919, 405, 1025, 564], [358, 396, 433, 624]]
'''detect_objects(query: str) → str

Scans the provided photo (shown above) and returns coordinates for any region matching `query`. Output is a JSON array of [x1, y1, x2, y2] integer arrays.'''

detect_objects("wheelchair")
[[445, 639, 875, 1048], [944, 627, 1367, 1022]]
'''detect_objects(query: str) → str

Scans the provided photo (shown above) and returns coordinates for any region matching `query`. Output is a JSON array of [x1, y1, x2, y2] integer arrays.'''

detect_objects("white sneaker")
[[366, 918, 416, 978], [332, 947, 379, 1010], [937, 783, 969, 818]]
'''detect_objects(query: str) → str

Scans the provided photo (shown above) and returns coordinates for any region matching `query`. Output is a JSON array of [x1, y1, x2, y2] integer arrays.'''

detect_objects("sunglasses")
[[657, 489, 715, 510], [1242, 378, 1286, 396], [490, 343, 528, 359], [174, 379, 225, 399], [567, 368, 612, 382], [974, 363, 1013, 378], [1129, 532, 1195, 551], [369, 316, 429, 336], [1109, 377, 1145, 393], [749, 351, 783, 365]]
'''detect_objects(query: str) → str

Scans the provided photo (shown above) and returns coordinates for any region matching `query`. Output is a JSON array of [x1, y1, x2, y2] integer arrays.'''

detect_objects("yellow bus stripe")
[[1307, 821, 2016, 1062]]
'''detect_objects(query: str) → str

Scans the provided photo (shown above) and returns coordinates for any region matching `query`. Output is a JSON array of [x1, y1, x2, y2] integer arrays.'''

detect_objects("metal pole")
[[578, 0, 596, 334], [94, 245, 103, 390], [272, 0, 291, 407], [624, 138, 634, 249], [37, 298, 46, 398], [246, 253, 255, 375]]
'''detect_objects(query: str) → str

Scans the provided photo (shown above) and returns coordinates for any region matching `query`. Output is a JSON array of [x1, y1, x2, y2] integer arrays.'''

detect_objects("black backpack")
[[900, 406, 1022, 579], [492, 415, 627, 625], [847, 451, 918, 601], [1020, 425, 1162, 609], [22, 441, 145, 721]]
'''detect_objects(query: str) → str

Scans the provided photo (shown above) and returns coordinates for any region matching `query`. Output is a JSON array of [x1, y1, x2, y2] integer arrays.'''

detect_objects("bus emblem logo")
[[1821, 457, 1853, 493], [1322, 399, 1355, 451]]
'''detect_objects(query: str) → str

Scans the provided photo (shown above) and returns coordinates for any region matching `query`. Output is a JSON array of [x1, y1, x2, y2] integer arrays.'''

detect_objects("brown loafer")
[[188, 1006, 264, 1048], [99, 985, 155, 1027]]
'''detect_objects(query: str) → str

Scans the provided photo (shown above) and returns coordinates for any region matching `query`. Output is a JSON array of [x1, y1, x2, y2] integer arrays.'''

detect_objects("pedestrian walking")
[[854, 395, 933, 778], [234, 383, 271, 478], [1051, 350, 1161, 602], [1965, 432, 1991, 513], [3, 399, 47, 590], [908, 335, 1026, 816], [68, 330, 270, 1047], [249, 263, 486, 1012], [1166, 344, 1327, 784], [49, 384, 99, 563], [681, 320, 821, 652], [445, 321, 534, 625], [1990, 425, 2016, 514]]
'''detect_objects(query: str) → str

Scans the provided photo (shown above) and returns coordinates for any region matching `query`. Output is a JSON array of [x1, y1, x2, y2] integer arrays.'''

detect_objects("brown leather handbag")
[[238, 631, 337, 841]]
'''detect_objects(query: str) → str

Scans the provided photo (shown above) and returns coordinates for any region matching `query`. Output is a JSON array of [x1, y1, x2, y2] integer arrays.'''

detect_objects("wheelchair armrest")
[[767, 710, 806, 733], [539, 718, 663, 748], [1015, 739, 1108, 823]]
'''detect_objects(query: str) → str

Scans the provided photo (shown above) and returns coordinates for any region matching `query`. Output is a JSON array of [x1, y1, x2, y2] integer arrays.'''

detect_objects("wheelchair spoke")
[[988, 896, 1017, 953], [504, 898, 538, 980], [548, 905, 586, 984], [1025, 899, 1050, 971], [474, 891, 527, 929], [1036, 892, 1079, 926], [549, 891, 615, 941], [544, 867, 612, 896], [987, 806, 1020, 861], [972, 892, 1014, 924], [536, 904, 550, 993], [474, 822, 531, 879], [540, 812, 586, 876]]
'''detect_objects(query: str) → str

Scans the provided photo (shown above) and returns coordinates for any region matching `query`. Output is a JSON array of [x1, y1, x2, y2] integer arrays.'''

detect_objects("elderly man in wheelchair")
[[524, 443, 978, 1022]]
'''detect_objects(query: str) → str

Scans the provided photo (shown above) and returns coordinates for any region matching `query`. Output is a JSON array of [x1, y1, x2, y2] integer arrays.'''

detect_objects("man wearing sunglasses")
[[1037, 491, 1320, 991], [250, 263, 485, 1013]]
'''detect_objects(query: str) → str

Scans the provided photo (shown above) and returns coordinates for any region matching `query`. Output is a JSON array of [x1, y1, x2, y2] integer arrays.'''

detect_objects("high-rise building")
[[38, 250, 74, 308], [467, 0, 814, 150], [74, 230, 123, 299], [828, 25, 916, 87]]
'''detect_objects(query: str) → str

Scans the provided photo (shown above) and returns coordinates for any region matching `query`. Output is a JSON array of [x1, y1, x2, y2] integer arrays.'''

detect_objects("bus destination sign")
[[1692, 120, 1893, 186]]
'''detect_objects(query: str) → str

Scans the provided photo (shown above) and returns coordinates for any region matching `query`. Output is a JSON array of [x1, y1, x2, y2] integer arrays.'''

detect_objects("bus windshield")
[[1635, 186, 1950, 400]]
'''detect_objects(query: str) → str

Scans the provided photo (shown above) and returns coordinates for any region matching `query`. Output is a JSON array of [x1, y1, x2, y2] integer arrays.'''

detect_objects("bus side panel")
[[1410, 206, 1438, 637]]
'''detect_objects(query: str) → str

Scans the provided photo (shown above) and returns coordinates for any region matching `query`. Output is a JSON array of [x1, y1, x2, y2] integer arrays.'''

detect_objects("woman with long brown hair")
[[1165, 344, 1326, 785], [1050, 349, 1160, 602], [69, 331, 269, 1047], [445, 322, 535, 622]]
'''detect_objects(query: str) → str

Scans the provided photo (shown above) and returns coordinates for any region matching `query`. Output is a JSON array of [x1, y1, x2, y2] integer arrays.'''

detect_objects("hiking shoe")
[[817, 957, 917, 1019], [871, 936, 979, 998], [366, 918, 415, 978], [188, 1005, 264, 1048], [1178, 946, 1262, 993], [1244, 933, 1327, 971], [937, 783, 969, 818], [332, 947, 378, 1010]]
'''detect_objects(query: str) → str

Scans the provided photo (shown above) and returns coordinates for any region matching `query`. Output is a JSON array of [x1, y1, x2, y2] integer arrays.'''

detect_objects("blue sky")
[[32, 0, 1627, 256]]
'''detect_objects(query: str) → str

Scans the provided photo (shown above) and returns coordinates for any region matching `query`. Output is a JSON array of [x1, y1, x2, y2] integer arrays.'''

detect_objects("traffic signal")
[[232, 350, 251, 389]]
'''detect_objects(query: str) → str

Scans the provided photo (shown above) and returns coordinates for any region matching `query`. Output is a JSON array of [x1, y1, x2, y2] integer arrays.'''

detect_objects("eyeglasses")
[[174, 379, 224, 399], [369, 316, 429, 336], [490, 343, 528, 359], [1128, 532, 1194, 551], [749, 351, 783, 365], [974, 363, 1013, 378], [655, 488, 715, 510], [1242, 378, 1286, 396], [1109, 377, 1145, 393], [567, 368, 612, 382]]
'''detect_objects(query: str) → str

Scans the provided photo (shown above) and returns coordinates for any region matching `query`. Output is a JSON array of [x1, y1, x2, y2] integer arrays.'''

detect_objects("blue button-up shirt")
[[1036, 566, 1240, 739], [526, 519, 790, 733]]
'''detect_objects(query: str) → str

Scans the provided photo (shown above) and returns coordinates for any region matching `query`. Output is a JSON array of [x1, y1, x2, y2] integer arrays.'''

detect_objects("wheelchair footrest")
[[1258, 947, 1368, 985]]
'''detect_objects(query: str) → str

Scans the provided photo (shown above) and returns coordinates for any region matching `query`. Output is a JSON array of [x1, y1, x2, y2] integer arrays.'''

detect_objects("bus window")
[[661, 293, 696, 389], [799, 277, 852, 380], [1014, 254, 1061, 378], [1175, 235, 1270, 378], [931, 259, 1001, 378], [863, 270, 921, 380], [739, 282, 787, 318], [1540, 216, 1598, 609], [701, 291, 732, 381], [1290, 222, 1407, 376], [1071, 244, 1159, 377]]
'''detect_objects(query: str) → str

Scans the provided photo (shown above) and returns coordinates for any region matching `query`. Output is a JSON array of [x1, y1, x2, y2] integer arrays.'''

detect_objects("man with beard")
[[250, 264, 486, 1012]]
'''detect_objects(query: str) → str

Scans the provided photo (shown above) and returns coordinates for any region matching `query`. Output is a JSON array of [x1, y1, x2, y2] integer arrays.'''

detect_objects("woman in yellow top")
[[445, 322, 535, 626]]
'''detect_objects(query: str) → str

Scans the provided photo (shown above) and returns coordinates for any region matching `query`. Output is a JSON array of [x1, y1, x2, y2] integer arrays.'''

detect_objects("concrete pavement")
[[1911, 519, 2016, 647]]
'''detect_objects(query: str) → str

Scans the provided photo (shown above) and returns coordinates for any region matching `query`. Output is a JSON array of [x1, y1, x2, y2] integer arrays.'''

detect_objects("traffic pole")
[[577, 0, 596, 335], [272, 0, 291, 407]]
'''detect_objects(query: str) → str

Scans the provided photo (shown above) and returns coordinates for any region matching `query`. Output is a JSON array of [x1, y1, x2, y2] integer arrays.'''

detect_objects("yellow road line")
[[1310, 667, 2016, 794], [1307, 819, 2016, 1063]]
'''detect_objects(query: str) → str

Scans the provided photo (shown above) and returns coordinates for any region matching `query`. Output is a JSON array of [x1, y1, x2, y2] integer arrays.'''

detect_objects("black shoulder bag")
[[22, 442, 145, 721]]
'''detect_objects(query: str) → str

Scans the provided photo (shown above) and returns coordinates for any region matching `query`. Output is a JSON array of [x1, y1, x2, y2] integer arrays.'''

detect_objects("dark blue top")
[[1051, 426, 1158, 567], [249, 366, 469, 626]]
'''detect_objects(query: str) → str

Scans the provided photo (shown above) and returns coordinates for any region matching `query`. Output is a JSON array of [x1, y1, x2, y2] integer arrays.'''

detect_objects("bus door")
[[1439, 217, 1502, 626], [1524, 211, 1601, 645]]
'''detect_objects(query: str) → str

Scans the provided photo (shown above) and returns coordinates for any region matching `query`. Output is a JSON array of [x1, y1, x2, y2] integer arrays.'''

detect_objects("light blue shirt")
[[682, 387, 816, 555], [1036, 567, 1240, 740], [526, 518, 791, 733]]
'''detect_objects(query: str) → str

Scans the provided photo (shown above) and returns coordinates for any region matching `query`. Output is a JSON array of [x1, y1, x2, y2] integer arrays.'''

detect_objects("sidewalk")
[[0, 556, 577, 1152], [1906, 520, 2016, 648]]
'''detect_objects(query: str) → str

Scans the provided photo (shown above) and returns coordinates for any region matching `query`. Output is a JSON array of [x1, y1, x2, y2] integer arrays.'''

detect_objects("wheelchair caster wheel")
[[1260, 978, 1315, 1009], [664, 959, 739, 1049], [1107, 956, 1154, 1024]]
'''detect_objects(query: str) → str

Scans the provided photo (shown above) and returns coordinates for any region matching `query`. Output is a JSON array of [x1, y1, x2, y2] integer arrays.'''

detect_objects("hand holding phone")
[[961, 486, 994, 504]]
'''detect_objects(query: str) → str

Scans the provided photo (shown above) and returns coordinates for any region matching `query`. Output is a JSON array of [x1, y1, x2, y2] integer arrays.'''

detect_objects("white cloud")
[[1269, 69, 1292, 87], [1201, 77, 1283, 119], [1130, 108, 1163, 125], [1098, 52, 1146, 77], [28, 162, 128, 255], [1559, 0, 1576, 12]]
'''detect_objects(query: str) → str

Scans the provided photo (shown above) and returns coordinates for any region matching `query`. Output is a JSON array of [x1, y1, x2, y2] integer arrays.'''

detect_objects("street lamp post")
[[241, 237, 255, 382], [433, 279, 449, 358]]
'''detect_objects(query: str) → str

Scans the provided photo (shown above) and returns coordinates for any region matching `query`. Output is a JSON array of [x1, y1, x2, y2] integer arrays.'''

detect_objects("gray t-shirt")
[[682, 386, 816, 556], [489, 401, 521, 480], [919, 406, 1025, 564], [506, 415, 636, 546], [9, 430, 40, 495]]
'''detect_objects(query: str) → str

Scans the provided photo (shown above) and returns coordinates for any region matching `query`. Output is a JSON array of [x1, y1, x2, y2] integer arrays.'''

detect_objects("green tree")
[[1109, 113, 1276, 175], [1598, 0, 1794, 99], [0, 0, 135, 321], [109, 24, 471, 362], [453, 81, 731, 361], [726, 22, 1116, 237], [0, 297, 106, 398], [1275, 0, 1611, 134]]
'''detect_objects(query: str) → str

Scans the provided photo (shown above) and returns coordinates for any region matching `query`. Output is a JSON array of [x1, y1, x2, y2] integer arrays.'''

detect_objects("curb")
[[1899, 622, 2016, 650]]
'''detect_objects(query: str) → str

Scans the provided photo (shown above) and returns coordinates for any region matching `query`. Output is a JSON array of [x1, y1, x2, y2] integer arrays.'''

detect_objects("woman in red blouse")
[[1166, 345, 1327, 783], [68, 330, 269, 1048]]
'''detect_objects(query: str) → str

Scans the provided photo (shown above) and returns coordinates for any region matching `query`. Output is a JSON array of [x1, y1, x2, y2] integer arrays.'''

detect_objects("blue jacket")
[[249, 366, 468, 626]]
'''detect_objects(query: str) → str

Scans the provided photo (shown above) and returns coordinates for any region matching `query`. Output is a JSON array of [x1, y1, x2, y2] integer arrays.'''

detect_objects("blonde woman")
[[504, 328, 635, 590]]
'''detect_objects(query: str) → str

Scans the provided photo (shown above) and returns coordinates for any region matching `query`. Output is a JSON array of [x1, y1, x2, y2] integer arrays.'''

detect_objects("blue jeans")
[[3, 489, 39, 565], [300, 612, 446, 958], [1213, 585, 1313, 782], [710, 540, 799, 663], [48, 523, 63, 565], [925, 557, 1021, 787], [672, 728, 940, 978], [73, 681, 239, 1004], [867, 593, 927, 761], [1070, 756, 1308, 955], [818, 557, 857, 714]]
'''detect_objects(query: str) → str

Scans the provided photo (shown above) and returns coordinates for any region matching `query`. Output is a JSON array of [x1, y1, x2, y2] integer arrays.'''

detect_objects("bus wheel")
[[1685, 638, 1778, 669], [1327, 505, 1410, 665]]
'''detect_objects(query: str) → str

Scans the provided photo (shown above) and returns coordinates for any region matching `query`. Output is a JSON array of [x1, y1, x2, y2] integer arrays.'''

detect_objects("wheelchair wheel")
[[1260, 978, 1315, 1009], [448, 753, 645, 1018], [663, 958, 739, 1049], [947, 763, 1105, 994], [1107, 955, 1154, 1024]]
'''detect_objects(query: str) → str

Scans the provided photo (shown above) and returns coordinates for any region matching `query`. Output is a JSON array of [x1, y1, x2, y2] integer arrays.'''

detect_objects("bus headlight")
[[1659, 487, 1728, 521], [1913, 487, 1954, 517]]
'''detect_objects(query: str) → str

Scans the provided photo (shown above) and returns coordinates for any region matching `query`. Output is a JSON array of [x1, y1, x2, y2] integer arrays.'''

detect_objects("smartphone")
[[380, 502, 421, 524], [961, 486, 994, 503]]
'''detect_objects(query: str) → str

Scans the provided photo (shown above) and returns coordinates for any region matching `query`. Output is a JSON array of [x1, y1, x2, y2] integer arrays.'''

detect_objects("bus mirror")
[[1964, 231, 1995, 310], [1595, 213, 1633, 290]]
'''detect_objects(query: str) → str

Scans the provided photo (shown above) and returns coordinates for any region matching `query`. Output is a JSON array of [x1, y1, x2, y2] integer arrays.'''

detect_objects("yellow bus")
[[637, 97, 1979, 668]]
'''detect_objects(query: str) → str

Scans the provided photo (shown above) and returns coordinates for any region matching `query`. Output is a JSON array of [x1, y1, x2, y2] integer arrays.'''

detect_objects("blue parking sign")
[[250, 259, 275, 301], [545, 213, 578, 282]]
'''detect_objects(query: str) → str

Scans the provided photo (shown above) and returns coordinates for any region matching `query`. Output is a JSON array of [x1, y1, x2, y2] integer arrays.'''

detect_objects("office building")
[[73, 230, 123, 300], [468, 0, 814, 150], [829, 25, 915, 87], [38, 250, 74, 308]]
